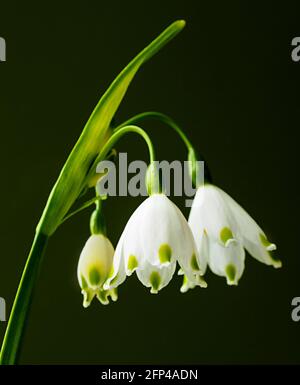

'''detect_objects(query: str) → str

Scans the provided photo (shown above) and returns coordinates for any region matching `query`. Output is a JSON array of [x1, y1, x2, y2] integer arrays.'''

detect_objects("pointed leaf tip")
[[176, 20, 186, 29]]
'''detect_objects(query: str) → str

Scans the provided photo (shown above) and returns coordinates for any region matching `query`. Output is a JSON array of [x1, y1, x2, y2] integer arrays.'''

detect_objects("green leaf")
[[0, 20, 186, 365], [37, 20, 185, 236]]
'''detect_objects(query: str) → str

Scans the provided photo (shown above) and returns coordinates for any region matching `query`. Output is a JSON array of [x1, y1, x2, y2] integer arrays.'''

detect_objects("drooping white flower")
[[77, 234, 117, 307], [188, 184, 281, 286], [104, 193, 207, 294]]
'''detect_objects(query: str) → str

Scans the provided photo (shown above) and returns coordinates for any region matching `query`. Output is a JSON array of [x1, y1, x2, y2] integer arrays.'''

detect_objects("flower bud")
[[77, 234, 115, 307]]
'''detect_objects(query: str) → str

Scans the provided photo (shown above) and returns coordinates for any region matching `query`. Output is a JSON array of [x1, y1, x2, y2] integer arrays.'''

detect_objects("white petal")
[[208, 240, 245, 285], [104, 201, 147, 290], [136, 260, 176, 294], [104, 199, 148, 289], [217, 186, 281, 268], [103, 234, 126, 290], [135, 194, 196, 267], [174, 225, 205, 285], [186, 227, 209, 275], [121, 201, 147, 274], [106, 194, 203, 294], [180, 274, 207, 293], [118, 194, 202, 275], [77, 234, 114, 291], [189, 185, 240, 248], [146, 195, 208, 279]]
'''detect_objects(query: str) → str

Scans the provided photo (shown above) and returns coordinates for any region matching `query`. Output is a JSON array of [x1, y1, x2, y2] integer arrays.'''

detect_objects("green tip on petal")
[[110, 273, 120, 286], [110, 288, 118, 302], [259, 234, 281, 268], [107, 265, 114, 279], [220, 227, 234, 246], [197, 275, 208, 288], [149, 271, 161, 294], [127, 255, 138, 273], [180, 274, 207, 293], [96, 288, 118, 305], [225, 264, 237, 285], [190, 253, 200, 271], [180, 275, 191, 293], [80, 275, 88, 290], [259, 233, 276, 251], [269, 252, 282, 268], [82, 289, 95, 308], [158, 244, 172, 263], [97, 289, 109, 305], [88, 267, 101, 286]]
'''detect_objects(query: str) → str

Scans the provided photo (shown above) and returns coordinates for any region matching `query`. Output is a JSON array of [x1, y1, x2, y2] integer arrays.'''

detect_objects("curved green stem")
[[100, 125, 155, 163], [116, 112, 212, 185], [115, 111, 194, 152], [86, 124, 159, 195], [85, 124, 156, 184], [0, 232, 48, 364]]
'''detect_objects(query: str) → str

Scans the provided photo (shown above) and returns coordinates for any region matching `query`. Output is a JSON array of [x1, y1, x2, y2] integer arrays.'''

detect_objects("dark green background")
[[0, 0, 299, 364]]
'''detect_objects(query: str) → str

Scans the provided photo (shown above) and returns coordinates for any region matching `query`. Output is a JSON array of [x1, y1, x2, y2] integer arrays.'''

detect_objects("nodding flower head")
[[77, 234, 117, 307], [188, 184, 281, 286], [104, 193, 207, 294]]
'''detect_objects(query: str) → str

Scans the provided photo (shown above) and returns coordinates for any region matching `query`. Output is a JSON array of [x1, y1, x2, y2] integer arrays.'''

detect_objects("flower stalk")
[[116, 111, 212, 185], [0, 233, 48, 364], [0, 20, 186, 365]]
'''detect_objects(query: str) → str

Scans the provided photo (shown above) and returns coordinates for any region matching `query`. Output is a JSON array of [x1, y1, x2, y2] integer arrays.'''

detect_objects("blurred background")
[[0, 0, 299, 364]]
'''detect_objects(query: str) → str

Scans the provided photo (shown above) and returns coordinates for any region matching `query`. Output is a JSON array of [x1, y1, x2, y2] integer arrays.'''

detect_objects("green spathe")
[[37, 20, 186, 237]]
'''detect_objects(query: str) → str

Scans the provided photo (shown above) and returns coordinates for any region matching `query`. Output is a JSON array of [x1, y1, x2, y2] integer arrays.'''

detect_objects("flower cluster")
[[77, 184, 280, 307]]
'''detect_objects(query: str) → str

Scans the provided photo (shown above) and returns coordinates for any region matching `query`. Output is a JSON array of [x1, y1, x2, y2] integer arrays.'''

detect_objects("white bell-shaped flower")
[[104, 193, 207, 293], [77, 234, 117, 307], [188, 184, 281, 286]]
